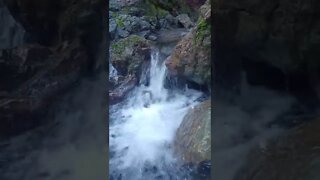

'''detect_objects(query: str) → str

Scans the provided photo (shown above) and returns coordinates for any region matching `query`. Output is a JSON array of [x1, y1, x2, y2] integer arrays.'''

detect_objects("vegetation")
[[194, 18, 210, 46]]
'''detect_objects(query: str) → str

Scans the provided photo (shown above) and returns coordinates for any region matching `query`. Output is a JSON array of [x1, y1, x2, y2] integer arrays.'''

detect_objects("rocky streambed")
[[108, 0, 211, 179]]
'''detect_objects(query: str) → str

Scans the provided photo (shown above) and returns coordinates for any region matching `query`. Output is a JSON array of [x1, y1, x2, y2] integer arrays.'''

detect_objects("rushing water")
[[109, 49, 203, 180]]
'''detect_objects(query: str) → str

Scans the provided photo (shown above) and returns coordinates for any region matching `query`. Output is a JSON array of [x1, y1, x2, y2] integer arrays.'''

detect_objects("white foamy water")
[[109, 49, 202, 179]]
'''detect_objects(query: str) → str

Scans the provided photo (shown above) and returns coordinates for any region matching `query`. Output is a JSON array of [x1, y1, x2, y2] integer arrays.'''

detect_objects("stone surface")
[[0, 0, 107, 136], [111, 35, 151, 76], [214, 0, 320, 105], [109, 74, 138, 105], [174, 99, 211, 163], [176, 14, 194, 29], [165, 0, 211, 87]]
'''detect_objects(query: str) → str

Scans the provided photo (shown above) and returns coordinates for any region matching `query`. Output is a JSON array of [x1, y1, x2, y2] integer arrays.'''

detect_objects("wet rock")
[[159, 43, 175, 57], [165, 1, 211, 87], [147, 35, 158, 41], [0, 0, 107, 136], [0, 44, 52, 91], [147, 0, 205, 17], [174, 99, 211, 163], [109, 19, 117, 39], [109, 74, 138, 105], [156, 28, 189, 43], [111, 35, 152, 76], [176, 14, 194, 29], [196, 160, 211, 179], [214, 0, 320, 104], [117, 29, 130, 38], [165, 13, 178, 26], [236, 117, 320, 180]]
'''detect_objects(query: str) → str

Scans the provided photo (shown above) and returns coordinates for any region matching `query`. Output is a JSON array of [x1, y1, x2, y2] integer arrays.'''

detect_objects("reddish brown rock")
[[165, 0, 211, 87], [109, 75, 138, 105]]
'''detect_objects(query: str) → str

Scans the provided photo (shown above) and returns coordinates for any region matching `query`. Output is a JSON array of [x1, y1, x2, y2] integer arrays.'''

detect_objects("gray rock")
[[165, 14, 177, 26], [109, 19, 117, 38], [117, 29, 129, 38], [174, 99, 211, 163], [146, 35, 157, 41], [176, 14, 194, 29], [160, 45, 174, 56], [139, 20, 151, 31], [136, 30, 151, 38]]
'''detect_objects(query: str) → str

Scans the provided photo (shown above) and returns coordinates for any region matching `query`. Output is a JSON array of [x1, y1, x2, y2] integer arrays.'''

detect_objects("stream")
[[109, 48, 203, 180]]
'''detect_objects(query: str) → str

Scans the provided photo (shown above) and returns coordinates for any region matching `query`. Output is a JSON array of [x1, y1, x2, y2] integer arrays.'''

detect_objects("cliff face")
[[0, 0, 106, 136], [214, 0, 320, 106]]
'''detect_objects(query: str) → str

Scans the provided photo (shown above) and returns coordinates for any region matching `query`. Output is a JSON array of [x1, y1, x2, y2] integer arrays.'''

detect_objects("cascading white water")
[[109, 49, 202, 180]]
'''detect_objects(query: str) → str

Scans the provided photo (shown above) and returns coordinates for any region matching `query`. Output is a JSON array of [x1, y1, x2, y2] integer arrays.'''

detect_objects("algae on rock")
[[111, 35, 152, 76]]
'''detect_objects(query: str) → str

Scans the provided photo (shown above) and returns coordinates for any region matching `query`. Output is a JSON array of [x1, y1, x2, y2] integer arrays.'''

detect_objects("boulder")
[[214, 0, 320, 105], [147, 0, 206, 17], [174, 99, 211, 163], [0, 0, 107, 136], [111, 35, 152, 76], [176, 14, 194, 29], [109, 74, 138, 105], [165, 0, 211, 87]]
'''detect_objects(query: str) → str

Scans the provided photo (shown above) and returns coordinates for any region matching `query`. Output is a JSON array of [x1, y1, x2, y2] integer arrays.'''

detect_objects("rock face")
[[174, 99, 211, 163], [109, 35, 152, 105], [109, 75, 138, 105], [165, 0, 211, 88], [236, 118, 320, 180], [147, 0, 206, 17], [111, 35, 151, 76], [0, 0, 106, 136], [214, 0, 320, 105]]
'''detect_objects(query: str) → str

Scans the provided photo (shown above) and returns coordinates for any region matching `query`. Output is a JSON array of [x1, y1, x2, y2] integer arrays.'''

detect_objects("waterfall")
[[109, 48, 202, 180]]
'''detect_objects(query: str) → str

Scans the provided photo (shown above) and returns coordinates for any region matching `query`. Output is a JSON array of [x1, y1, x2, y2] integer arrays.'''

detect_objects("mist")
[[0, 74, 108, 180], [212, 72, 296, 180]]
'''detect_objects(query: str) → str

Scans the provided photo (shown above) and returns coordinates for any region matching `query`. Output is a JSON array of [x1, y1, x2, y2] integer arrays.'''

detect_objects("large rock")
[[176, 14, 194, 29], [109, 74, 138, 105], [0, 0, 106, 136], [174, 99, 211, 163], [214, 0, 320, 105], [111, 35, 152, 76], [147, 0, 206, 17], [165, 0, 211, 87], [236, 118, 320, 180]]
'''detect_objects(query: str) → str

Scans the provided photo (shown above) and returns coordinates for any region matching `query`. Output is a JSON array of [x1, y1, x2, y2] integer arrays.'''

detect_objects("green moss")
[[115, 16, 125, 28], [111, 35, 149, 58], [141, 0, 170, 18], [194, 18, 211, 46], [110, 12, 117, 18], [121, 6, 130, 14]]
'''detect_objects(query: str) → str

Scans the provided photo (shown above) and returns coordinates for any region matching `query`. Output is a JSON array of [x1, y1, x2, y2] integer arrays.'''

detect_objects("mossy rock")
[[174, 99, 211, 163], [111, 35, 152, 75], [166, 1, 211, 87]]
